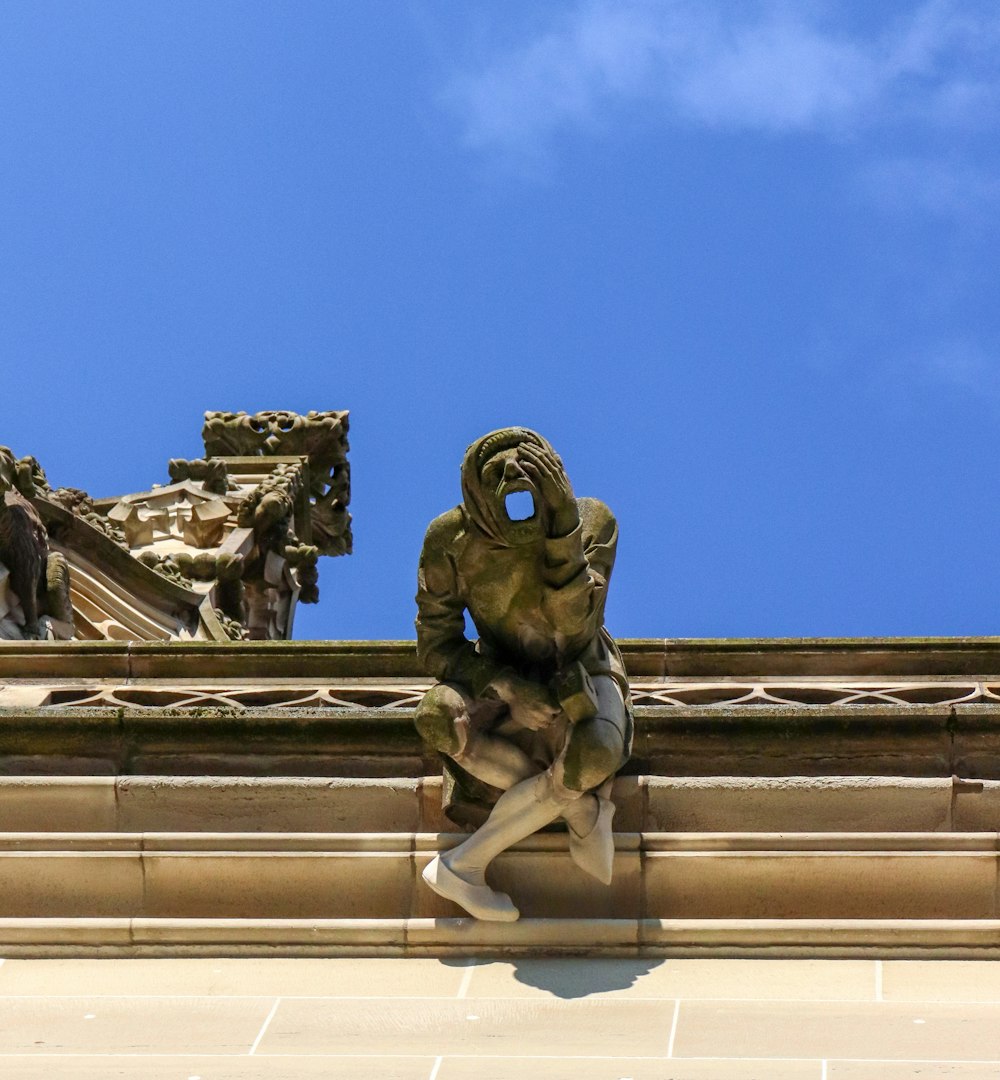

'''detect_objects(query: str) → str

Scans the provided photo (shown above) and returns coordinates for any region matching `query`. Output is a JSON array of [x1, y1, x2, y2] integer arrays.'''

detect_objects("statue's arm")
[[541, 497, 617, 642], [414, 513, 505, 696]]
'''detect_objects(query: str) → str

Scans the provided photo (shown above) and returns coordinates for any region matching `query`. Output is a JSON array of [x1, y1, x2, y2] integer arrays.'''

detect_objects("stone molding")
[[2, 636, 1000, 678]]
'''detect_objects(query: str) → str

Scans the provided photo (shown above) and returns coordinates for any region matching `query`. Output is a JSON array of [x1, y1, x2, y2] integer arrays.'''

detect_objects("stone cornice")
[[4, 637, 1000, 679]]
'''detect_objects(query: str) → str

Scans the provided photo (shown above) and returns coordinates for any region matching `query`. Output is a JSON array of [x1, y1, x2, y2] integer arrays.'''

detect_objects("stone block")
[[643, 850, 998, 919], [0, 917, 133, 947], [830, 1064, 1000, 1079], [953, 705, 1000, 777], [0, 712, 122, 774], [672, 1000, 1000, 1062], [0, 853, 143, 916], [130, 917, 406, 950], [881, 958, 1000, 1003], [641, 705, 954, 778], [256, 994, 669, 1056], [951, 779, 1000, 830], [610, 774, 643, 830], [116, 776, 420, 833], [441, 1060, 815, 1080], [644, 776, 953, 833], [417, 775, 451, 832], [0, 1056, 432, 1079], [0, 994, 271, 1054], [0, 777, 117, 831], [138, 852, 412, 919]]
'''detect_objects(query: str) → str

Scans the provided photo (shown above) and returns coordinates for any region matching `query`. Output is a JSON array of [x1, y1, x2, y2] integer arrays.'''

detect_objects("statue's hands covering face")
[[486, 671, 562, 731], [517, 442, 579, 538]]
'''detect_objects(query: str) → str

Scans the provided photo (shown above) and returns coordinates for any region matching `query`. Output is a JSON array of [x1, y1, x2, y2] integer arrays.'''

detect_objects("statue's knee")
[[562, 717, 625, 792], [414, 683, 468, 755]]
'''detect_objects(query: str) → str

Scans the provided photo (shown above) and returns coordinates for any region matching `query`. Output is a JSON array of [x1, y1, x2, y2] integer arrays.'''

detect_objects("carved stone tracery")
[[24, 678, 1000, 713]]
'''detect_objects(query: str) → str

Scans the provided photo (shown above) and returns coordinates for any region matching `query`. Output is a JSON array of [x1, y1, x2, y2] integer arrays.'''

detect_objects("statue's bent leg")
[[415, 682, 535, 792], [559, 674, 628, 792], [558, 676, 629, 885], [424, 768, 577, 921], [421, 676, 628, 919]]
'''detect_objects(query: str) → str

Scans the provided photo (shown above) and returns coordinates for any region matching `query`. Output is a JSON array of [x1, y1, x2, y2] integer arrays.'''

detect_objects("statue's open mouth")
[[504, 490, 535, 521]]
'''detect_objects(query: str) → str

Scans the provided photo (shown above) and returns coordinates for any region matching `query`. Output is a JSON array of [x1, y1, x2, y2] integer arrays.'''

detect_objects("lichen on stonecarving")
[[213, 609, 249, 641]]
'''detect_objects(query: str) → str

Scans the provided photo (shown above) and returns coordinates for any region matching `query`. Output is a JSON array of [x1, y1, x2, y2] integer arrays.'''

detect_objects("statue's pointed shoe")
[[422, 856, 520, 922], [567, 795, 616, 884]]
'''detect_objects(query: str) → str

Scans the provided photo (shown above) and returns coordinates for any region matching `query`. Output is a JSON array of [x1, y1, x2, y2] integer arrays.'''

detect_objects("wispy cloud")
[[446, 0, 1000, 194]]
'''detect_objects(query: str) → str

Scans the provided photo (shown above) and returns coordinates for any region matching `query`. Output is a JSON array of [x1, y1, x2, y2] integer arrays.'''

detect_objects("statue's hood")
[[460, 427, 552, 544]]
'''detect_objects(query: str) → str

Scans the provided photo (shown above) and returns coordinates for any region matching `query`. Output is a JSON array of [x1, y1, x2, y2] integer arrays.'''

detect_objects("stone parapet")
[[2, 636, 1000, 957]]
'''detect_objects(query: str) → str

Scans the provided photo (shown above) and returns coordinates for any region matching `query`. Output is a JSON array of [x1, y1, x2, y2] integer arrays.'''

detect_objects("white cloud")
[[446, 0, 1000, 163]]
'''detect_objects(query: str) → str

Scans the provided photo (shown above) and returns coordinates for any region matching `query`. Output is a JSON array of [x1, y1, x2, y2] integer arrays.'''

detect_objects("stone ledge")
[[0, 829, 995, 853], [5, 636, 1000, 679], [6, 702, 1000, 778], [0, 835, 998, 921], [6, 774, 1000, 832], [2, 917, 1000, 958]]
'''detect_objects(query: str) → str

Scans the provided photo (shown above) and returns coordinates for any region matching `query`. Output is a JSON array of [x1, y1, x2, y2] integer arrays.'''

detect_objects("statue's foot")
[[422, 856, 519, 922], [567, 795, 616, 884]]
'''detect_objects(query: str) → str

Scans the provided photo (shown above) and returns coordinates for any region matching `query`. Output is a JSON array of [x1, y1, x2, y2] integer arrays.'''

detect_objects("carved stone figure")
[[414, 428, 631, 920], [0, 449, 72, 639]]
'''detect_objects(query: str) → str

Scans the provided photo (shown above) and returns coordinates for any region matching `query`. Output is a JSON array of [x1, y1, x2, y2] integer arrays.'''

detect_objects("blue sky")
[[2, 0, 999, 640]]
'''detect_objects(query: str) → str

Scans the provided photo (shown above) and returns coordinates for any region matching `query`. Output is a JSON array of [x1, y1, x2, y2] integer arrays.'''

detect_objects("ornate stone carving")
[[135, 551, 192, 588], [1, 408, 350, 643], [52, 489, 128, 547], [213, 607, 250, 641], [414, 428, 631, 921], [203, 410, 351, 557], [237, 463, 303, 543], [5, 452, 126, 549], [167, 458, 230, 496], [109, 487, 231, 551], [202, 408, 347, 459], [285, 542, 319, 605]]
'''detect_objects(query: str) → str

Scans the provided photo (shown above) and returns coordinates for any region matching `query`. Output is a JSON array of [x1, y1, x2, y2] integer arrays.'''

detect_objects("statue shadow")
[[439, 956, 664, 1000], [507, 957, 664, 999]]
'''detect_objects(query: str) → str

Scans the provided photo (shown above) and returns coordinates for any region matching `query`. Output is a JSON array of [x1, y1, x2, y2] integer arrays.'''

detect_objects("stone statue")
[[414, 427, 631, 921], [0, 448, 72, 639]]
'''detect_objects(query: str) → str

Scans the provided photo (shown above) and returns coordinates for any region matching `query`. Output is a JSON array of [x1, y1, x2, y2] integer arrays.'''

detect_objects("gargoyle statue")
[[414, 427, 631, 921], [0, 448, 73, 639]]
